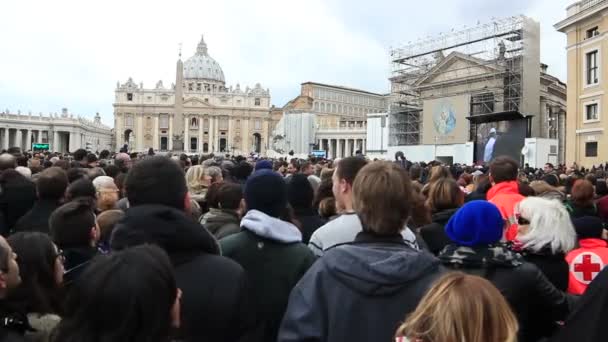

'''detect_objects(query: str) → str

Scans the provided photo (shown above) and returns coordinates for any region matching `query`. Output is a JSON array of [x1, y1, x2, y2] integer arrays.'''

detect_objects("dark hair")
[[335, 157, 368, 185], [232, 161, 253, 182], [596, 180, 608, 197], [66, 168, 88, 184], [313, 177, 334, 209], [542, 174, 559, 187], [125, 156, 187, 210], [7, 232, 62, 314], [287, 174, 314, 209], [86, 153, 98, 164], [426, 178, 463, 212], [87, 167, 106, 181], [72, 149, 87, 162], [51, 245, 177, 342], [409, 164, 422, 181], [0, 238, 9, 272], [37, 167, 69, 201], [216, 183, 242, 210], [103, 165, 120, 179], [53, 160, 69, 170], [66, 178, 96, 202], [489, 156, 519, 183], [96, 210, 125, 246], [585, 174, 597, 186], [518, 182, 535, 197], [99, 150, 110, 160], [49, 199, 96, 249], [571, 180, 595, 208]]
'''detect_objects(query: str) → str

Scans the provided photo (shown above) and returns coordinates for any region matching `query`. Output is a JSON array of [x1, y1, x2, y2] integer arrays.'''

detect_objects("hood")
[[431, 208, 459, 224], [322, 234, 440, 295], [201, 208, 239, 226], [111, 204, 220, 264], [486, 181, 520, 201], [240, 209, 302, 243]]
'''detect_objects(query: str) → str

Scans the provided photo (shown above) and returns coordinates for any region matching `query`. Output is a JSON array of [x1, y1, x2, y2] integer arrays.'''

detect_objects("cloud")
[[0, 0, 571, 127]]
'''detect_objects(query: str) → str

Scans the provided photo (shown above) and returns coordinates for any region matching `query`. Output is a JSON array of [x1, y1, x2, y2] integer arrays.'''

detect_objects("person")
[[95, 209, 125, 253], [565, 180, 598, 219], [419, 178, 464, 255], [483, 128, 497, 163], [185, 165, 207, 207], [200, 182, 242, 240], [64, 178, 97, 211], [49, 199, 99, 288], [50, 245, 181, 342], [529, 180, 565, 201], [6, 233, 63, 342], [91, 176, 120, 213], [0, 154, 17, 172], [0, 235, 25, 342], [544, 162, 556, 175], [287, 174, 326, 244], [438, 200, 572, 342], [12, 167, 68, 235], [421, 165, 451, 196], [71, 149, 87, 168], [0, 170, 36, 236], [486, 156, 525, 241], [286, 159, 299, 176], [409, 164, 423, 193], [300, 162, 314, 177], [394, 272, 518, 342], [278, 161, 442, 342], [565, 216, 608, 295], [220, 169, 316, 342], [515, 197, 576, 290], [110, 156, 254, 342]]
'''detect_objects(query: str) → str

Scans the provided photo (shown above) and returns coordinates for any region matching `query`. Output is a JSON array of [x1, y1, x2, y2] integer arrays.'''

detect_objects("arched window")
[[191, 117, 198, 128]]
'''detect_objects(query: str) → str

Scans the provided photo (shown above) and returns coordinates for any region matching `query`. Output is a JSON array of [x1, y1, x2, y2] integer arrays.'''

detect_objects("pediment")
[[183, 97, 213, 107], [414, 52, 503, 87]]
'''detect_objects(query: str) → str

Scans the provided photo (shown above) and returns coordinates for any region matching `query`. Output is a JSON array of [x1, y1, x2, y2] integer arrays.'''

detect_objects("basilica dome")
[[183, 36, 225, 83]]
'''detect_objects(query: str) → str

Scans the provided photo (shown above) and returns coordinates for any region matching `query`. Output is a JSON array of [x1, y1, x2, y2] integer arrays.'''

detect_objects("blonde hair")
[[395, 272, 518, 342], [185, 165, 206, 194], [529, 180, 556, 196]]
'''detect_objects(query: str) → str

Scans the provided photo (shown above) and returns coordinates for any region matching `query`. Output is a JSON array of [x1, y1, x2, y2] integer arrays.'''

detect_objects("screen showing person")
[[475, 119, 526, 164]]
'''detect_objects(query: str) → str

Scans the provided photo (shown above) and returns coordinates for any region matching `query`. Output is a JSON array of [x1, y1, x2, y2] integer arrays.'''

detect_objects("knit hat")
[[572, 216, 604, 239], [244, 169, 287, 218], [287, 173, 314, 209], [255, 160, 273, 171], [445, 200, 504, 246]]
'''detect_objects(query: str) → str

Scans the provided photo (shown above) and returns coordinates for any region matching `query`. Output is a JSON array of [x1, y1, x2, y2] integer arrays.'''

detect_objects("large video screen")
[[474, 119, 527, 164]]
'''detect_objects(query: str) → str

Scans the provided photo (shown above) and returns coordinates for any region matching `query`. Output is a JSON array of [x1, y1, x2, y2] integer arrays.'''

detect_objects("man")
[[566, 216, 608, 294], [0, 154, 16, 172], [286, 159, 299, 176], [49, 199, 100, 287], [483, 128, 497, 163], [486, 156, 524, 241], [92, 176, 120, 212], [0, 236, 26, 341], [12, 167, 68, 234], [309, 157, 418, 256], [544, 163, 556, 175], [72, 149, 88, 167], [110, 156, 255, 342], [300, 162, 314, 176], [221, 169, 315, 342], [279, 162, 442, 342]]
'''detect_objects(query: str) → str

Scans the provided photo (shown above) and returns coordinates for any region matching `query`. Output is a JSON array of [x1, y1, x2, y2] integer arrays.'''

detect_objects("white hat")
[[490, 128, 497, 134]]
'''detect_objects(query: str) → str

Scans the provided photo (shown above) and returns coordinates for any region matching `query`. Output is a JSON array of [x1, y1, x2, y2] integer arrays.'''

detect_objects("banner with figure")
[[422, 95, 470, 145]]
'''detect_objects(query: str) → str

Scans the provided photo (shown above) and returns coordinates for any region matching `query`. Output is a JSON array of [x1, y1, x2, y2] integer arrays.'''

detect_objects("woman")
[[529, 180, 565, 202], [7, 232, 64, 342], [438, 200, 572, 342], [51, 245, 181, 342], [566, 180, 597, 218], [395, 272, 518, 342], [516, 197, 576, 290], [419, 178, 464, 255], [421, 165, 451, 197], [200, 182, 242, 240]]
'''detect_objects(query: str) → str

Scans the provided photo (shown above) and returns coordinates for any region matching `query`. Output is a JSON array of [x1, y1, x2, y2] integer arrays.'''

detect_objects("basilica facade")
[[113, 36, 273, 154]]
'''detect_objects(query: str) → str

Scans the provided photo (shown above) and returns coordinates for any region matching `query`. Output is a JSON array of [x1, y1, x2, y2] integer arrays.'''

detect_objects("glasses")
[[55, 249, 65, 263], [516, 215, 530, 225]]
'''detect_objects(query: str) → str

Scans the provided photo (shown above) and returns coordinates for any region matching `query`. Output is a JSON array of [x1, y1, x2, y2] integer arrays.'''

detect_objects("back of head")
[[409, 164, 422, 181], [428, 165, 450, 184], [92, 176, 117, 192], [596, 179, 608, 197], [216, 183, 243, 210], [86, 167, 106, 181], [37, 167, 69, 201], [49, 199, 96, 249], [352, 161, 413, 235], [287, 173, 314, 210], [185, 165, 205, 193], [571, 179, 595, 207], [0, 153, 16, 171], [445, 201, 503, 246], [103, 164, 120, 179], [72, 149, 87, 162], [125, 156, 187, 210], [396, 272, 518, 342], [572, 216, 605, 240], [15, 166, 32, 180], [244, 169, 287, 217], [97, 210, 125, 245], [66, 178, 97, 202], [53, 245, 177, 342], [335, 156, 368, 185], [99, 150, 110, 160], [66, 168, 87, 183], [426, 178, 463, 213], [489, 156, 519, 184]]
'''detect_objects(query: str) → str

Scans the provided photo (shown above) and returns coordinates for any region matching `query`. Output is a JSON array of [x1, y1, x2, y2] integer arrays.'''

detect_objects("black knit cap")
[[572, 216, 604, 239], [244, 169, 287, 218]]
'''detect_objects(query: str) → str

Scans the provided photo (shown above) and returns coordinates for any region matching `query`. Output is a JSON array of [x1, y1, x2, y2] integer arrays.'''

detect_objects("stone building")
[[114, 35, 275, 155], [0, 108, 112, 153]]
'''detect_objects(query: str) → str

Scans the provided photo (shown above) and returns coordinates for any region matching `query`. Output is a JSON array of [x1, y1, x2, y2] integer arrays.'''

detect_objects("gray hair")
[[92, 176, 117, 191], [204, 166, 223, 180]]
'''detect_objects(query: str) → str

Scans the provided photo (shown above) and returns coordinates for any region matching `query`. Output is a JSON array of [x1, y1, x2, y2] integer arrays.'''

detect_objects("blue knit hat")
[[255, 160, 273, 171], [445, 200, 504, 246], [244, 169, 287, 217]]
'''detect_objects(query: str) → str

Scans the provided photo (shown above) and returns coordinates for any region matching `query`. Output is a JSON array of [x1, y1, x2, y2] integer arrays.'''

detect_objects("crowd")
[[0, 146, 606, 341]]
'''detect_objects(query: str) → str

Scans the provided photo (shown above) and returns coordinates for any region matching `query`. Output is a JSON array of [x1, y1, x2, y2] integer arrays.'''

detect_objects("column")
[[338, 139, 343, 158], [53, 131, 59, 152], [330, 139, 336, 159], [184, 116, 189, 152], [363, 139, 366, 154], [153, 116, 159, 150], [3, 129, 9, 150], [198, 116, 204, 153], [209, 116, 215, 153], [136, 114, 144, 151], [15, 129, 22, 150], [68, 132, 75, 152], [26, 130, 32, 151], [168, 115, 174, 151]]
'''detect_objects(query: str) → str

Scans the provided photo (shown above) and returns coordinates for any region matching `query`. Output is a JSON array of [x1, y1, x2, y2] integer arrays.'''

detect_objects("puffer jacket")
[[201, 208, 241, 240], [487, 181, 524, 241]]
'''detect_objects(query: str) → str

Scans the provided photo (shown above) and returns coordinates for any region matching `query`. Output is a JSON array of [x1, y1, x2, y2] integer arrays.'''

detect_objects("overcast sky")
[[0, 0, 572, 126]]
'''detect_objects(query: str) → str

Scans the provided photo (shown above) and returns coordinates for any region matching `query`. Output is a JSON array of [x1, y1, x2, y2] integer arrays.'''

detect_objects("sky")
[[0, 0, 573, 127]]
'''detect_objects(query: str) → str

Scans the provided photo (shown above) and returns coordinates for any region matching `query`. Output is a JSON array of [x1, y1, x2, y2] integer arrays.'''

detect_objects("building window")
[[159, 115, 169, 129], [188, 83, 193, 91], [191, 117, 198, 128], [255, 98, 261, 106], [321, 103, 326, 112], [585, 103, 599, 121], [197, 83, 202, 91], [126, 93, 133, 101], [236, 119, 241, 130], [587, 27, 600, 39], [586, 50, 599, 85], [332, 104, 337, 113], [160, 137, 168, 151], [586, 141, 598, 157], [219, 118, 228, 130], [314, 102, 319, 111], [190, 137, 197, 151], [204, 98, 209, 103], [125, 115, 134, 127], [254, 120, 262, 130]]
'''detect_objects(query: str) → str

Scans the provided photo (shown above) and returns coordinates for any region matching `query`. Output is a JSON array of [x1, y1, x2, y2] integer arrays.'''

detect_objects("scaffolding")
[[388, 15, 538, 146]]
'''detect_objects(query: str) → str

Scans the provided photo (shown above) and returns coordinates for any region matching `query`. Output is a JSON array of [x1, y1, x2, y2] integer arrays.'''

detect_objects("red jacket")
[[487, 181, 524, 241], [565, 238, 608, 295]]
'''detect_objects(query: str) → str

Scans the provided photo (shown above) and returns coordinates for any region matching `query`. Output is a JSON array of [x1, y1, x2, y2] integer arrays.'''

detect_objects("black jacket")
[[293, 208, 326, 244], [419, 208, 458, 255], [0, 304, 29, 342], [111, 204, 255, 342], [0, 178, 36, 236], [11, 200, 61, 235], [523, 250, 569, 291], [278, 232, 442, 342], [62, 246, 98, 289]]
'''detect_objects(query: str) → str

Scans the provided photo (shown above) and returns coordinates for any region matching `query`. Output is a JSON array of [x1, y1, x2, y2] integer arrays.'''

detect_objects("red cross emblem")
[[571, 252, 604, 284]]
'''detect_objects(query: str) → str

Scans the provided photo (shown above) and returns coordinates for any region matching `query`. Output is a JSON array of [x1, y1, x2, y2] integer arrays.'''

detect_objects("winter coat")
[[278, 232, 443, 342], [596, 195, 608, 222], [293, 208, 326, 244], [523, 250, 569, 291], [419, 208, 459, 255], [111, 204, 255, 342], [0, 179, 36, 236], [439, 244, 573, 342], [565, 238, 608, 295], [62, 247, 98, 289], [565, 200, 598, 219], [220, 210, 316, 342], [11, 200, 61, 235], [201, 208, 241, 240], [487, 181, 525, 241]]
